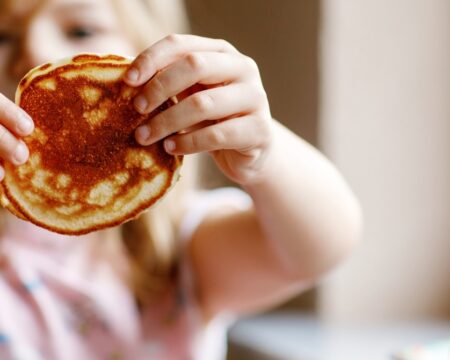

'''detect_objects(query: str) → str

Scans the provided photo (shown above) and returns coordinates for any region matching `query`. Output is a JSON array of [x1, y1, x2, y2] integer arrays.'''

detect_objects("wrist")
[[239, 122, 282, 189]]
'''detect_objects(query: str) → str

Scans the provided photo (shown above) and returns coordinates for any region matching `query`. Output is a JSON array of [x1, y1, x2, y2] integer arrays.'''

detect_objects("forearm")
[[243, 121, 362, 280]]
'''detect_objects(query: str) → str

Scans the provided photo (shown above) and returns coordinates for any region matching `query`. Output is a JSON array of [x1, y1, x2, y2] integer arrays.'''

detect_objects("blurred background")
[[185, 0, 450, 359]]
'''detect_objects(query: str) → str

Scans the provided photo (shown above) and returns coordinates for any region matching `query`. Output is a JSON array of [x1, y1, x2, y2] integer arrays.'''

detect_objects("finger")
[[0, 93, 34, 136], [163, 115, 270, 155], [135, 83, 266, 145], [133, 52, 260, 114], [124, 34, 238, 86], [0, 124, 29, 165], [177, 84, 208, 102]]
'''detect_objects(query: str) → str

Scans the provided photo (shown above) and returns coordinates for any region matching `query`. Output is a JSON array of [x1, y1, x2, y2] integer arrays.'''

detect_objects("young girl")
[[0, 0, 362, 359]]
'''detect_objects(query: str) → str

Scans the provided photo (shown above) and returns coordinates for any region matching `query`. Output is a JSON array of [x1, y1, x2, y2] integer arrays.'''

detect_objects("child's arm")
[[189, 121, 362, 318], [124, 34, 362, 319]]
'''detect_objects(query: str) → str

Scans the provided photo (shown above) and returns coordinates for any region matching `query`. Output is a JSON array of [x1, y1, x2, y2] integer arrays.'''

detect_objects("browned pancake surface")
[[2, 54, 182, 234]]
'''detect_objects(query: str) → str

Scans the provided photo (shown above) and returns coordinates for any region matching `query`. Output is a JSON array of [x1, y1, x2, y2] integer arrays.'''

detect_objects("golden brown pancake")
[[0, 183, 26, 220], [2, 54, 182, 235]]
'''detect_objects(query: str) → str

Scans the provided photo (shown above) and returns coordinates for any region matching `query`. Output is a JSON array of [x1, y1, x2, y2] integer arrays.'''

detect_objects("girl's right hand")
[[0, 93, 34, 180]]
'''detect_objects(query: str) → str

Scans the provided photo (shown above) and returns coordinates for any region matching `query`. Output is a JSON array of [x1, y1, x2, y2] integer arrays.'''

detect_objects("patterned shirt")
[[0, 188, 250, 360]]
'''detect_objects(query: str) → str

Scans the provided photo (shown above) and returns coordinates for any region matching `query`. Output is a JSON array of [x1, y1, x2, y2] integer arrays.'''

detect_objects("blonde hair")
[[0, 0, 199, 306], [120, 156, 199, 306], [110, 0, 196, 306], [111, 0, 189, 50]]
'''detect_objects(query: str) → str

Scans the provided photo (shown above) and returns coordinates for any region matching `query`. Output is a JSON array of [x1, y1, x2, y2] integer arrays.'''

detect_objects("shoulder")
[[178, 187, 253, 243]]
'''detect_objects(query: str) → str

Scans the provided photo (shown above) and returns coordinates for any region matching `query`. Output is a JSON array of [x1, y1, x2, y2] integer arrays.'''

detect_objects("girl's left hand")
[[124, 34, 273, 186]]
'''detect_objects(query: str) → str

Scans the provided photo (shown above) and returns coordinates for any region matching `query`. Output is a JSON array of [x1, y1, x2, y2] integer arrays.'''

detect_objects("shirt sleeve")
[[176, 187, 253, 360], [178, 187, 253, 244]]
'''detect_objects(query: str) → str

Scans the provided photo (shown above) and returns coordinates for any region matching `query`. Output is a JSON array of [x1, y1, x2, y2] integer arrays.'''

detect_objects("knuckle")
[[217, 38, 237, 53], [188, 134, 200, 151], [185, 53, 206, 73], [256, 116, 272, 140], [1, 106, 15, 123], [136, 51, 156, 72], [166, 33, 183, 46], [253, 85, 268, 105], [0, 125, 18, 156], [149, 75, 165, 99], [0, 99, 17, 122], [150, 113, 166, 138], [224, 123, 238, 139], [207, 128, 225, 146], [0, 125, 8, 143], [244, 55, 259, 73], [191, 93, 213, 114]]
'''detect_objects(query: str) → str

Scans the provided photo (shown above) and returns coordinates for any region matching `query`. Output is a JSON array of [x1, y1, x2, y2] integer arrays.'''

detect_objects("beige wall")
[[185, 0, 450, 322], [184, 0, 320, 308], [319, 0, 450, 323], [184, 0, 319, 144]]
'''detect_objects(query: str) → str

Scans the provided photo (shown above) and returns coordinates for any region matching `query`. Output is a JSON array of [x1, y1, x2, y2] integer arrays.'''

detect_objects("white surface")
[[229, 313, 450, 360]]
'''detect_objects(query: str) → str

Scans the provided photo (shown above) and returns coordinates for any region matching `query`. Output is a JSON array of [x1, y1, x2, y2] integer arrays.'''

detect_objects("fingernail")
[[136, 126, 151, 145], [126, 69, 139, 83], [134, 95, 148, 113], [17, 113, 34, 135], [13, 142, 28, 165], [0, 167, 4, 181], [165, 139, 176, 152]]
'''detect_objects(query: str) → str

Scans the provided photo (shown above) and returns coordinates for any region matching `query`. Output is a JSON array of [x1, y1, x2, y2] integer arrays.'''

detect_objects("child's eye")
[[66, 26, 97, 40], [0, 32, 14, 45]]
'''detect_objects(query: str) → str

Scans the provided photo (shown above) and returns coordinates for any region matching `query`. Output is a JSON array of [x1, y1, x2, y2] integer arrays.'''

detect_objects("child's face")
[[0, 0, 136, 99]]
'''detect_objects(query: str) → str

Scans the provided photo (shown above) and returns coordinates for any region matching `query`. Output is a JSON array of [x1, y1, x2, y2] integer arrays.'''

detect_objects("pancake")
[[0, 182, 26, 220], [1, 54, 182, 235]]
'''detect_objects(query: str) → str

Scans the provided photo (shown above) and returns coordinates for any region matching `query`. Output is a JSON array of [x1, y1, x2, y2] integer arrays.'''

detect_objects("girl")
[[0, 0, 362, 359]]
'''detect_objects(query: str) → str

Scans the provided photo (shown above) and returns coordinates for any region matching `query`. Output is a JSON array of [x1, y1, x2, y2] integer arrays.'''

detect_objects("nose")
[[10, 20, 62, 79]]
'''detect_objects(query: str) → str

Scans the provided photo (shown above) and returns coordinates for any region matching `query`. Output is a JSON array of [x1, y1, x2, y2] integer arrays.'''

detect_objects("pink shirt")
[[0, 188, 251, 360]]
